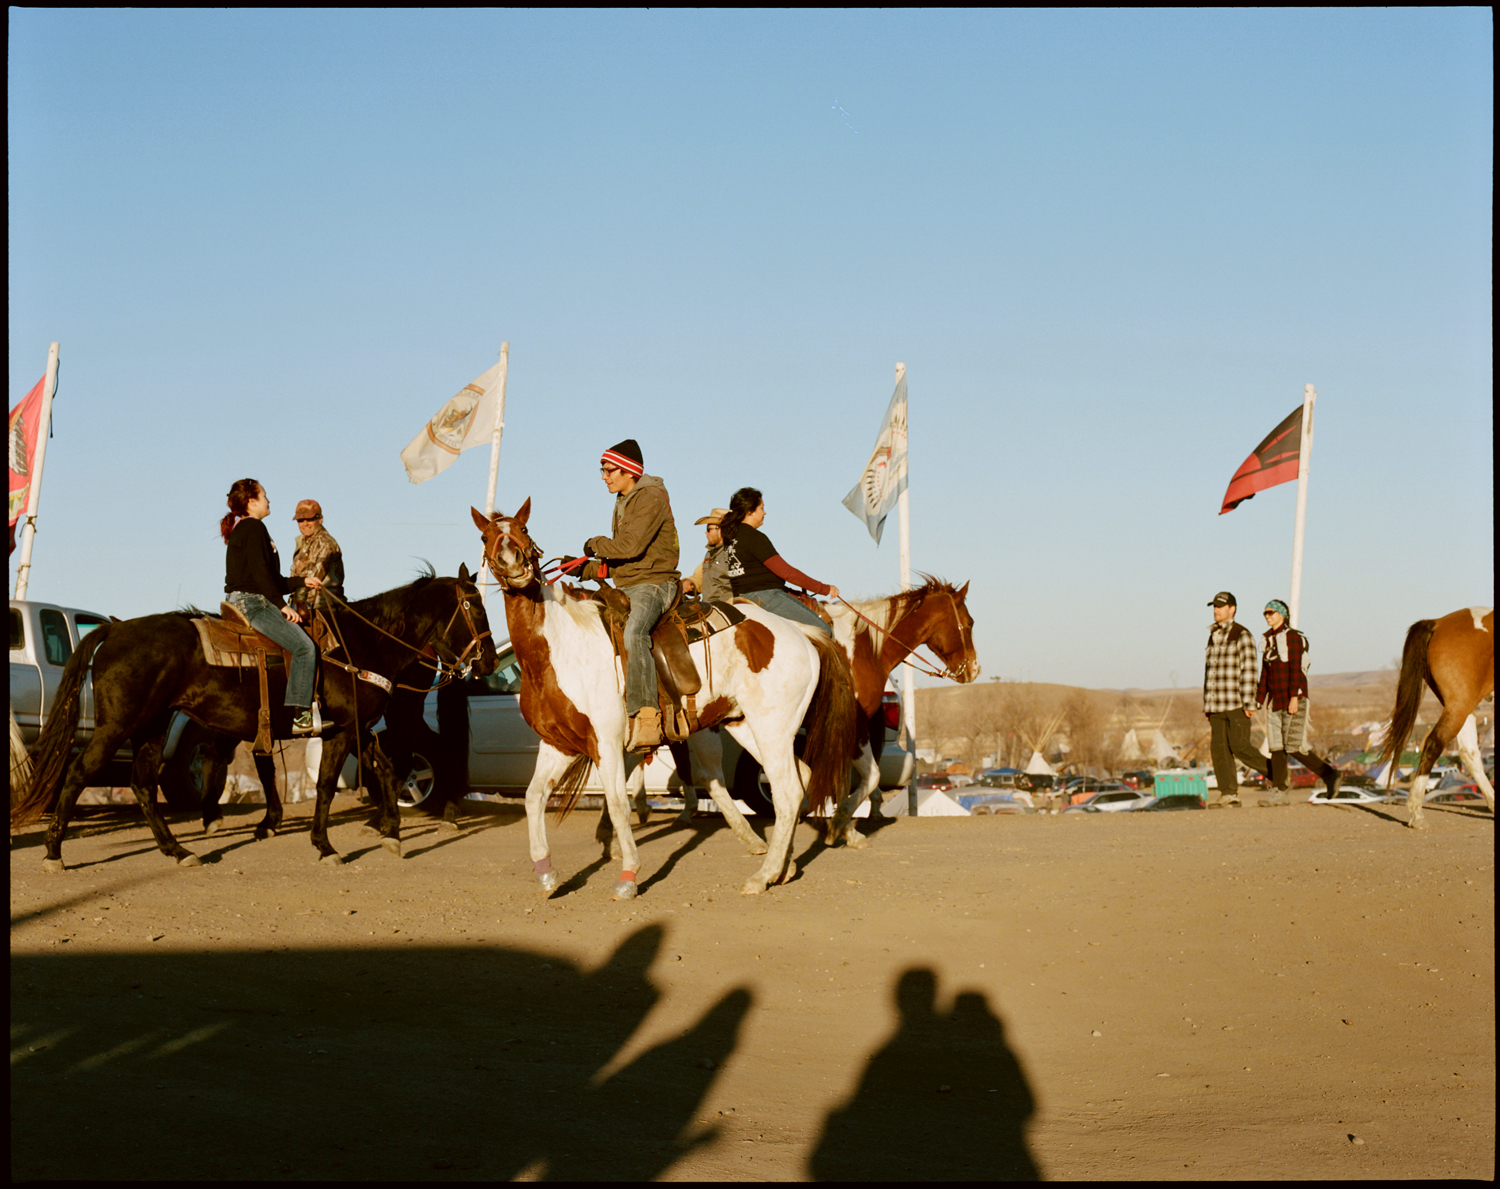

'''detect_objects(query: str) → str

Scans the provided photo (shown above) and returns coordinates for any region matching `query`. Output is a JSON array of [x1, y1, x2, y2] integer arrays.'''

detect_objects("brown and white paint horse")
[[1378, 606, 1494, 830], [659, 579, 980, 847], [474, 501, 859, 897]]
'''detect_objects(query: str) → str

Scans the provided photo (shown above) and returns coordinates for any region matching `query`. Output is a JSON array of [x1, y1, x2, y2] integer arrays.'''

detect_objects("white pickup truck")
[[9, 598, 134, 784]]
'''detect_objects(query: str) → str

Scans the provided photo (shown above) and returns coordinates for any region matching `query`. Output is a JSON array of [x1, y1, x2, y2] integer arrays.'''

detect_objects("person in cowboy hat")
[[684, 507, 734, 605], [288, 498, 345, 617], [583, 439, 681, 751], [1202, 590, 1269, 806]]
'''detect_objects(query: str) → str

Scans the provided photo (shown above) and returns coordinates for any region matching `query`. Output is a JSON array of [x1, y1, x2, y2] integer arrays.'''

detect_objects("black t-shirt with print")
[[723, 525, 783, 595]]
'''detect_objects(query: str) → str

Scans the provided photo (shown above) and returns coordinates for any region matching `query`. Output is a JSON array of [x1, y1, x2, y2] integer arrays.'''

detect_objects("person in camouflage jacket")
[[289, 499, 345, 616]]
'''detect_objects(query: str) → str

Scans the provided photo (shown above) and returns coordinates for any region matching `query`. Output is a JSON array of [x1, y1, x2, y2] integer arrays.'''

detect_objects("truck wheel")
[[397, 750, 436, 808], [733, 751, 774, 817]]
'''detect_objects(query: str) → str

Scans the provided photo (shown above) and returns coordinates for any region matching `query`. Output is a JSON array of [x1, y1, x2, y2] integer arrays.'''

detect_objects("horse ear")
[[470, 506, 491, 531], [957, 581, 970, 601], [459, 562, 472, 583], [515, 497, 532, 526]]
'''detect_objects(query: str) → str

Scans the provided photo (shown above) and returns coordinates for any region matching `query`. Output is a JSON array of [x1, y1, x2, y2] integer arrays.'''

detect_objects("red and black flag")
[[1219, 405, 1304, 514]]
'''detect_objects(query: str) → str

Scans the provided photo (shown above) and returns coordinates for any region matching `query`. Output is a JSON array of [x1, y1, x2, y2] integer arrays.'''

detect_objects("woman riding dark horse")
[[13, 564, 496, 870]]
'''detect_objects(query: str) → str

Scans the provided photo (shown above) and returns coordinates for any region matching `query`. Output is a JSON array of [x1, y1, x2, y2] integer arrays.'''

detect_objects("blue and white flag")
[[842, 372, 908, 544]]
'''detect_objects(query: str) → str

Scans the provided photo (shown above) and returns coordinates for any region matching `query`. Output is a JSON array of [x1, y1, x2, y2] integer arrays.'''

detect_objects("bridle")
[[838, 590, 977, 683], [481, 516, 546, 589], [315, 580, 492, 690]]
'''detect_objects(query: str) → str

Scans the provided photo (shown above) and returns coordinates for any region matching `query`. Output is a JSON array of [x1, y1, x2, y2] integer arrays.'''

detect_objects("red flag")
[[9, 376, 47, 553], [1219, 405, 1304, 515]]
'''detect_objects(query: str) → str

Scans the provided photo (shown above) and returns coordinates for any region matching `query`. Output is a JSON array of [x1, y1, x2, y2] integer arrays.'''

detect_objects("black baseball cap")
[[1207, 591, 1237, 608]]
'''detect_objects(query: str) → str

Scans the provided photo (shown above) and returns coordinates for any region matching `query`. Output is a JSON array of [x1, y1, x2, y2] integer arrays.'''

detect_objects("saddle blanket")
[[191, 604, 291, 669]]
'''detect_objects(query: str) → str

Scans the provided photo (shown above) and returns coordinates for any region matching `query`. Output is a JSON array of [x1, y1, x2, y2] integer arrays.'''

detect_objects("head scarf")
[[1264, 599, 1290, 622]]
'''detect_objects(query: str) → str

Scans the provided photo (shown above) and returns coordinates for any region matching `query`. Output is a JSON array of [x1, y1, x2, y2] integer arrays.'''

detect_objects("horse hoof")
[[359, 824, 379, 837], [41, 858, 65, 874], [1408, 817, 1431, 831], [846, 831, 870, 850], [177, 853, 202, 867], [612, 878, 638, 900], [204, 820, 223, 836], [439, 819, 459, 833], [254, 827, 275, 841], [748, 842, 768, 856], [380, 837, 402, 857], [538, 870, 559, 895], [740, 879, 766, 896], [320, 853, 346, 866], [674, 810, 694, 825]]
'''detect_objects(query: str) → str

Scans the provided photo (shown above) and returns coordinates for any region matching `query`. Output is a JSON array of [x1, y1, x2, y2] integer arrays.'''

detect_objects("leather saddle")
[[573, 583, 744, 742], [190, 603, 307, 755]]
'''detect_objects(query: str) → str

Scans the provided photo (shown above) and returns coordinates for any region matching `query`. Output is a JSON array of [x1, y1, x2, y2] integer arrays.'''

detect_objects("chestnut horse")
[[474, 501, 859, 897], [660, 579, 979, 848], [1378, 606, 1494, 830]]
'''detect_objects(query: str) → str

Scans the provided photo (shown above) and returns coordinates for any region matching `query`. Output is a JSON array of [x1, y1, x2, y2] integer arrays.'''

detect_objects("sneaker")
[[626, 708, 663, 752], [291, 703, 322, 736], [1257, 789, 1290, 808], [1219, 793, 1241, 807]]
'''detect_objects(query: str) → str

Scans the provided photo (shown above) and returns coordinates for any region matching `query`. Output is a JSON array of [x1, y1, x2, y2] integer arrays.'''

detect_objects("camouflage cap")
[[293, 499, 323, 521]]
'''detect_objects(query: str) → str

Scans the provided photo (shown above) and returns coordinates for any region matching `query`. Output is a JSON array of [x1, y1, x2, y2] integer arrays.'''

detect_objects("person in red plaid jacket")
[[1203, 591, 1269, 806], [1254, 599, 1343, 807]]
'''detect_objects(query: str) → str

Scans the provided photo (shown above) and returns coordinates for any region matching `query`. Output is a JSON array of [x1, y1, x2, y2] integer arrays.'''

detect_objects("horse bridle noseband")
[[482, 517, 545, 589]]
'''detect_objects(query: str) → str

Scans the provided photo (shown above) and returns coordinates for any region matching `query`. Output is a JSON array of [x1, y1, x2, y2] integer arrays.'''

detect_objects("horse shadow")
[[808, 968, 1040, 1182], [10, 923, 753, 1182]]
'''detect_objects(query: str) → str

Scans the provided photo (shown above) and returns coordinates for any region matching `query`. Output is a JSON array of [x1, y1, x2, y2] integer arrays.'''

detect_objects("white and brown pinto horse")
[[660, 579, 980, 847], [474, 501, 859, 897], [1378, 606, 1494, 830]]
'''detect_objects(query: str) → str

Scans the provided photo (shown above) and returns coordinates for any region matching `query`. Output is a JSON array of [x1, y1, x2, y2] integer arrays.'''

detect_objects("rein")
[[313, 582, 490, 692], [836, 593, 974, 683]]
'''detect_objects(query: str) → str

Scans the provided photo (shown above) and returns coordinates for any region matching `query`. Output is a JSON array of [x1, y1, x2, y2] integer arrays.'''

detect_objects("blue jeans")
[[622, 580, 678, 716], [227, 591, 318, 708], [739, 587, 833, 637]]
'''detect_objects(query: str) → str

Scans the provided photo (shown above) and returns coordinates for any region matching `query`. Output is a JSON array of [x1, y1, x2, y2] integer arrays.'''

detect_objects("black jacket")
[[225, 518, 305, 606]]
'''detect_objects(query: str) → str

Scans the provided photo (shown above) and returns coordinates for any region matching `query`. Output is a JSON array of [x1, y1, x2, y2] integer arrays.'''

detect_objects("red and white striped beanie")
[[601, 439, 644, 477]]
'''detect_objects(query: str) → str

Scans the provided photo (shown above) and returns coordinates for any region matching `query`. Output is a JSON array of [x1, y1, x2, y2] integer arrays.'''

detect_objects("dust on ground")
[[10, 793, 1493, 1180]]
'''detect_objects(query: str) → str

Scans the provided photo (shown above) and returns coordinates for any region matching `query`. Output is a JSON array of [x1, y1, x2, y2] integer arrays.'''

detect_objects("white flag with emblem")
[[400, 362, 505, 484], [842, 371, 908, 544]]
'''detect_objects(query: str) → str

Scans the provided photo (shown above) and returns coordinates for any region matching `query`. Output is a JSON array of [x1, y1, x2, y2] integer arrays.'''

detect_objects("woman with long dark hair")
[[719, 486, 839, 637], [221, 478, 324, 734]]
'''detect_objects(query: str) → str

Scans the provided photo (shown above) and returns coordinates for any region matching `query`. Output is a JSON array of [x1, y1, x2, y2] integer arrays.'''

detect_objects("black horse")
[[13, 566, 496, 870]]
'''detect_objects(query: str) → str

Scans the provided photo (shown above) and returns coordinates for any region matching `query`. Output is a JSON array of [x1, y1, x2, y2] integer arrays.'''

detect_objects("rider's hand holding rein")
[[282, 576, 321, 622]]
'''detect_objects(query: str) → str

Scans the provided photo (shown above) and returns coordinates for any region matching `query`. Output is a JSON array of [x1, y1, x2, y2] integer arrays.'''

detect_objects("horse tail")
[[552, 754, 594, 825], [1378, 619, 1437, 767], [802, 631, 860, 816], [12, 624, 112, 826]]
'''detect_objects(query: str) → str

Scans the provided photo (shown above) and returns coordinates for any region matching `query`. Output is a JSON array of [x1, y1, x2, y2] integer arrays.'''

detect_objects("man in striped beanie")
[[584, 439, 681, 750]]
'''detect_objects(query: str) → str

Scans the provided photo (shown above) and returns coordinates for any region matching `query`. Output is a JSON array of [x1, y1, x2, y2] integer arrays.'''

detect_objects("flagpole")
[[1288, 383, 1316, 629], [13, 343, 60, 601], [895, 362, 916, 757], [479, 342, 509, 601]]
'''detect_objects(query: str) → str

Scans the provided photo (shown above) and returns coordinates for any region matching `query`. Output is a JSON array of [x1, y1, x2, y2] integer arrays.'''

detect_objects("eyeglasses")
[[600, 466, 619, 476]]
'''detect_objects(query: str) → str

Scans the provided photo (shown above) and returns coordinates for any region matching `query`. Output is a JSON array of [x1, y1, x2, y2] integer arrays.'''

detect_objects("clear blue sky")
[[9, 9, 1492, 690]]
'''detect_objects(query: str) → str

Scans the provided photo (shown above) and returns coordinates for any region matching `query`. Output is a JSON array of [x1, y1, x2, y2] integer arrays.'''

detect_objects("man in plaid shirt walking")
[[1203, 591, 1269, 806]]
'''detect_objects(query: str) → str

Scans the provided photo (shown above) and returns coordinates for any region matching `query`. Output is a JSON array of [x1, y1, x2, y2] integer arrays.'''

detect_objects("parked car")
[[975, 772, 1018, 789], [1424, 784, 1489, 805], [10, 598, 133, 785], [915, 772, 956, 793], [1061, 787, 1154, 813], [401, 640, 917, 816], [1014, 772, 1054, 792], [1119, 769, 1156, 790], [956, 792, 1037, 815], [1285, 760, 1319, 789], [1307, 784, 1401, 806], [1140, 793, 1205, 811], [1058, 778, 1126, 808]]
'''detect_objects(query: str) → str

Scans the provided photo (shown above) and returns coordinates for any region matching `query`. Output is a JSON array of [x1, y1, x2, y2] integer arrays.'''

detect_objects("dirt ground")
[[10, 792, 1494, 1181]]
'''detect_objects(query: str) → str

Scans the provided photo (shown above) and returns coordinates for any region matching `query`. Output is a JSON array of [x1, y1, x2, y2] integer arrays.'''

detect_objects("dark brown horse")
[[1378, 606, 1494, 829], [13, 567, 496, 868]]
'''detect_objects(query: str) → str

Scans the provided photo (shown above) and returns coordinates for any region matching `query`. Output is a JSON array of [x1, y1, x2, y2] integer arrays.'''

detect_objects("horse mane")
[[347, 570, 441, 634], [843, 573, 960, 639]]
